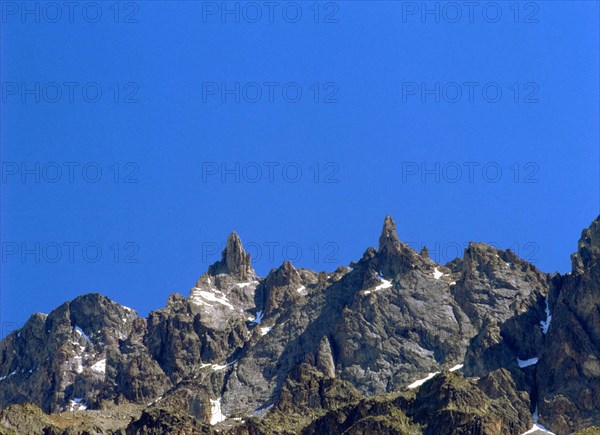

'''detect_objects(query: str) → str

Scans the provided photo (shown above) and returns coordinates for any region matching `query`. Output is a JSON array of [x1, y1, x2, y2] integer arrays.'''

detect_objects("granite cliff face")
[[1, 216, 599, 434]]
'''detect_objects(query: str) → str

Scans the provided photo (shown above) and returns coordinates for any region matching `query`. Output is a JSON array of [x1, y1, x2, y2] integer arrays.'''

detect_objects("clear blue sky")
[[1, 1, 598, 335]]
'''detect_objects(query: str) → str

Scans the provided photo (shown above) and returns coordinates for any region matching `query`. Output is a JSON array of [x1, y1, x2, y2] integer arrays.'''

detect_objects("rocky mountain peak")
[[454, 241, 549, 329], [377, 215, 427, 277], [571, 215, 600, 274], [378, 215, 401, 249], [2, 216, 600, 434], [265, 260, 299, 287], [261, 261, 302, 316], [207, 231, 254, 280]]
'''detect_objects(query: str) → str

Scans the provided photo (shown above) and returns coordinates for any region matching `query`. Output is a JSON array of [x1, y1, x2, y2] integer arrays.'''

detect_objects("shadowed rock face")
[[0, 215, 599, 435], [304, 369, 531, 435], [537, 217, 600, 433]]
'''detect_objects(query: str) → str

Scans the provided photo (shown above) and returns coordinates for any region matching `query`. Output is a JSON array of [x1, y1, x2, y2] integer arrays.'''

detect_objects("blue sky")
[[1, 1, 598, 335]]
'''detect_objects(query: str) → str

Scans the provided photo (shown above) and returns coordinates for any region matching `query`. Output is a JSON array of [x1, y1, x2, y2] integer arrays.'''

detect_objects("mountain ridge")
[[1, 215, 599, 434]]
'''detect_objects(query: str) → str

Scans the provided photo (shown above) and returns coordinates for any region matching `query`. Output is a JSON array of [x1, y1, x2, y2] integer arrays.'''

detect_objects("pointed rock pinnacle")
[[208, 231, 253, 280], [379, 215, 401, 251]]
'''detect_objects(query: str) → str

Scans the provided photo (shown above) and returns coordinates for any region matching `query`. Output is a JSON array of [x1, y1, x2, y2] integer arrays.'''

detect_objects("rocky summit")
[[1, 216, 599, 435]]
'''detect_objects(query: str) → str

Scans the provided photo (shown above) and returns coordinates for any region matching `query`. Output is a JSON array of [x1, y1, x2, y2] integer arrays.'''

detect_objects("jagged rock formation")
[[536, 218, 600, 433], [0, 215, 599, 434], [0, 294, 169, 414], [305, 369, 531, 435]]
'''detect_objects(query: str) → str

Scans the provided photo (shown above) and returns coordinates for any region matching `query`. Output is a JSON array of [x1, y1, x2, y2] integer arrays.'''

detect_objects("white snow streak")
[[540, 298, 552, 334], [0, 370, 17, 381], [206, 360, 237, 371], [407, 372, 439, 389], [209, 398, 226, 425], [449, 364, 464, 372], [433, 268, 444, 279], [364, 278, 392, 295]]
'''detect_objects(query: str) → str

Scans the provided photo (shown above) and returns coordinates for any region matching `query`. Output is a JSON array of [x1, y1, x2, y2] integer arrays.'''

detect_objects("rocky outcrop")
[[0, 403, 60, 435], [208, 231, 254, 281], [275, 363, 360, 415], [315, 337, 336, 378], [452, 242, 550, 330], [1, 215, 599, 434], [0, 294, 153, 413], [306, 369, 531, 435], [260, 261, 304, 318], [126, 406, 212, 435], [537, 216, 600, 433], [0, 401, 145, 434], [408, 369, 532, 434], [377, 215, 432, 277], [333, 220, 469, 394], [463, 317, 518, 376]]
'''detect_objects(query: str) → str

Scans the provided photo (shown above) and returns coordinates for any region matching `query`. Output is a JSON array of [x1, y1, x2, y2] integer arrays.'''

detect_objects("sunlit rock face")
[[1, 216, 599, 435]]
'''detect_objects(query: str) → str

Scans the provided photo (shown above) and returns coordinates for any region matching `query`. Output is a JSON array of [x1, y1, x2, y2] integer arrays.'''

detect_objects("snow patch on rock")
[[449, 364, 464, 372], [521, 407, 555, 434], [206, 360, 237, 371], [190, 287, 234, 310], [407, 372, 439, 389], [91, 359, 106, 374], [540, 298, 552, 334], [364, 278, 393, 295], [209, 397, 226, 425]]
